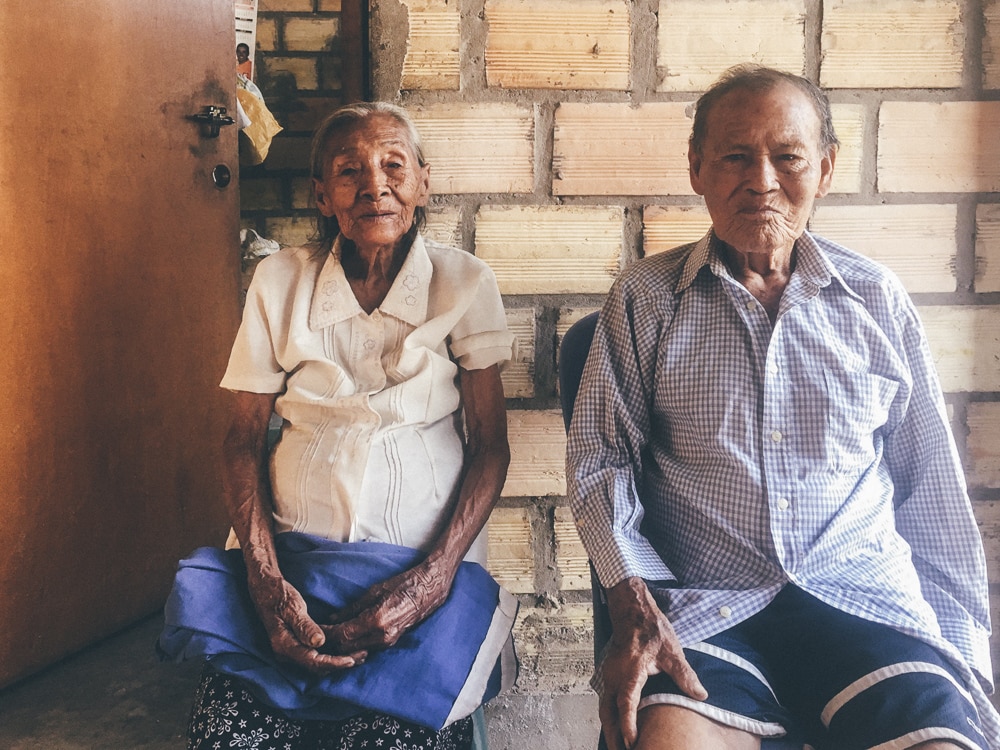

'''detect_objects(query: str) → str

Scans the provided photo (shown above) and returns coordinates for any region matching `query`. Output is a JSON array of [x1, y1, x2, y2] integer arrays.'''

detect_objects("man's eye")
[[336, 167, 358, 177], [722, 154, 746, 163]]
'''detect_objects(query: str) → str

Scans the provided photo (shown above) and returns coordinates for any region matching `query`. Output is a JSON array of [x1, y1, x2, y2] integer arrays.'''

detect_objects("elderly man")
[[567, 64, 998, 750]]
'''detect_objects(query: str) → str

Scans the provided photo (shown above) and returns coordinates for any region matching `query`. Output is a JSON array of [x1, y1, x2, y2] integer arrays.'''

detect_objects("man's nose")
[[746, 157, 778, 192]]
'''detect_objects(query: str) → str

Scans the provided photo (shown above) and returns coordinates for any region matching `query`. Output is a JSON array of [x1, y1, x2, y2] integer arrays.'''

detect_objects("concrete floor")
[[0, 614, 601, 750], [0, 614, 200, 750]]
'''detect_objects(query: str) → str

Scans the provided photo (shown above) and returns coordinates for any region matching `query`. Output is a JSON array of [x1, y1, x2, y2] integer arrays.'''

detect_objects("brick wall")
[[241, 0, 1000, 745]]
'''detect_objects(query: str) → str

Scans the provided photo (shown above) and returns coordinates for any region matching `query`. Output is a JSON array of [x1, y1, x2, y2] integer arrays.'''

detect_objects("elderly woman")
[[180, 102, 515, 750]]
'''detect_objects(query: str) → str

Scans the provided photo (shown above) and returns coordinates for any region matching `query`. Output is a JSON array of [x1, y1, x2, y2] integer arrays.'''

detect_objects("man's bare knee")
[[632, 704, 761, 750]]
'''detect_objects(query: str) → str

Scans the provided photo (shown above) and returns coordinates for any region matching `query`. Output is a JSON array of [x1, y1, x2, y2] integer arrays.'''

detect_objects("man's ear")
[[816, 147, 837, 198], [314, 177, 336, 217], [688, 147, 705, 196]]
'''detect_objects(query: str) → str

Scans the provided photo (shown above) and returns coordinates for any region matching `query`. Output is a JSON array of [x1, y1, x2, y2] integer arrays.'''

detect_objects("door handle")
[[188, 105, 236, 138]]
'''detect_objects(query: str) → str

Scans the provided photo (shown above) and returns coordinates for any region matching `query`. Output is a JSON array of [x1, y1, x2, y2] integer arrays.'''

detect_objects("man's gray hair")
[[689, 64, 840, 156]]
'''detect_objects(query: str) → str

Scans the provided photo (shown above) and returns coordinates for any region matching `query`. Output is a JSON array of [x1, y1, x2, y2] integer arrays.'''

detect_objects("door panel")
[[0, 0, 241, 686]]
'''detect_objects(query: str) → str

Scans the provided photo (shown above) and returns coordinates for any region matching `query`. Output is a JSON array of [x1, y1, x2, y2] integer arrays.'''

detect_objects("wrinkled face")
[[689, 82, 836, 256], [313, 114, 430, 253]]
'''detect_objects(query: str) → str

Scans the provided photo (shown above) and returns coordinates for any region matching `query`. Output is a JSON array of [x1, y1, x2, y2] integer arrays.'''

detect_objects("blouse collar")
[[308, 234, 432, 330]]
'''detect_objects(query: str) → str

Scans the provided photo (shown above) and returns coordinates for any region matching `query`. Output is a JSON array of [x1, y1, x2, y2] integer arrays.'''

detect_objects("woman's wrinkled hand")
[[248, 572, 368, 673], [321, 561, 453, 654]]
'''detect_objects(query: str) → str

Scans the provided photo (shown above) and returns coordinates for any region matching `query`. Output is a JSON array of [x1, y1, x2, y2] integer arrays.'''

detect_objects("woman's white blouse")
[[221, 235, 513, 565]]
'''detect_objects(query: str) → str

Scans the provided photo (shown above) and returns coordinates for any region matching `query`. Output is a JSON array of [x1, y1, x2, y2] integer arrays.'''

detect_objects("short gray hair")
[[310, 102, 428, 249], [689, 64, 840, 156]]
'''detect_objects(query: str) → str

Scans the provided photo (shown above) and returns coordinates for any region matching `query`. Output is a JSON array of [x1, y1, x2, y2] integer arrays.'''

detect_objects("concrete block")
[[553, 102, 693, 196], [423, 206, 463, 248], [259, 0, 313, 11], [974, 501, 1000, 583], [643, 205, 712, 256], [554, 507, 590, 591], [263, 215, 316, 247], [829, 104, 864, 194], [503, 308, 537, 399], [257, 135, 311, 171], [239, 178, 284, 211], [821, 0, 963, 89], [988, 0, 1000, 90], [504, 410, 568, 497], [263, 56, 320, 90], [318, 0, 342, 10], [475, 205, 623, 294], [317, 56, 344, 91], [281, 98, 343, 133], [255, 18, 278, 51], [485, 0, 629, 90], [283, 18, 340, 52], [487, 507, 535, 594], [976, 204, 1000, 293], [512, 604, 596, 692], [556, 307, 603, 342], [878, 102, 1000, 193], [401, 0, 461, 90], [411, 104, 535, 194], [291, 177, 314, 210], [919, 306, 1000, 393], [968, 403, 1000, 489], [809, 204, 958, 293], [656, 0, 805, 92]]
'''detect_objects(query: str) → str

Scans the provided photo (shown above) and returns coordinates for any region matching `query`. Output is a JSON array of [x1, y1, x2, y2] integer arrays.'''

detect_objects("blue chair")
[[557, 311, 801, 750]]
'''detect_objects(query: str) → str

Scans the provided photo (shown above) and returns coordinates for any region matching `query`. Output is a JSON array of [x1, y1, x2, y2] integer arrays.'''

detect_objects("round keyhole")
[[212, 164, 232, 189]]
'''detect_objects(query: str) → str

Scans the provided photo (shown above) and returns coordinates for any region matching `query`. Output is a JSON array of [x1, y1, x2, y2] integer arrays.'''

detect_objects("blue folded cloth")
[[158, 532, 518, 730]]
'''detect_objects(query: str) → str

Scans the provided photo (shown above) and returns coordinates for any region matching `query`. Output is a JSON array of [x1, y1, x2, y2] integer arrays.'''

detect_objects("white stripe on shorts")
[[686, 641, 780, 701], [821, 660, 975, 728]]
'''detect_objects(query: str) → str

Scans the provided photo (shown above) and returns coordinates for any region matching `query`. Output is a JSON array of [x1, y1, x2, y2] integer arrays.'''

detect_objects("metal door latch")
[[188, 105, 236, 138]]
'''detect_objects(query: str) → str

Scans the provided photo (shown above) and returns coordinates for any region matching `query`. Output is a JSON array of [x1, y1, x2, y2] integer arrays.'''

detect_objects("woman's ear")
[[415, 164, 431, 207], [314, 177, 336, 217]]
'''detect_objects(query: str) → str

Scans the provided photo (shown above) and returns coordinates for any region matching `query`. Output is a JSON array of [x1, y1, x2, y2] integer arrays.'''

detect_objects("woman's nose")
[[359, 167, 389, 198]]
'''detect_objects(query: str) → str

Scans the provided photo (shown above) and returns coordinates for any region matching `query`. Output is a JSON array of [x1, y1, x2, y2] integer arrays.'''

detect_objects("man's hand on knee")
[[600, 577, 707, 750]]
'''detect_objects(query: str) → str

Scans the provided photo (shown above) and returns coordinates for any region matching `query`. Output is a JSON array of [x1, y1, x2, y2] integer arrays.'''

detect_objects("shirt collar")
[[677, 228, 859, 301], [308, 234, 432, 331]]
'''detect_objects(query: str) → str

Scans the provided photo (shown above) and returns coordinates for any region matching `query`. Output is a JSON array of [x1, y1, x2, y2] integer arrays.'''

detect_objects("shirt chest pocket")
[[820, 367, 899, 459]]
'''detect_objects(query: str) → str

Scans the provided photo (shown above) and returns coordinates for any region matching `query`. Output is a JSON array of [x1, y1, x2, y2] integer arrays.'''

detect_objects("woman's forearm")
[[221, 391, 281, 581], [424, 365, 510, 577]]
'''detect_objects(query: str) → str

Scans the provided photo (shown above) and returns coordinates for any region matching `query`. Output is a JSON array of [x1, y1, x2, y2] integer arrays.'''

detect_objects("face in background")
[[688, 81, 836, 258], [236, 44, 250, 64], [313, 114, 431, 254]]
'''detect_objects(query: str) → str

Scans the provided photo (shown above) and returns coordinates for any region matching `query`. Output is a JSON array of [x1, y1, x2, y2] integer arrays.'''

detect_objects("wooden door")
[[0, 0, 241, 686]]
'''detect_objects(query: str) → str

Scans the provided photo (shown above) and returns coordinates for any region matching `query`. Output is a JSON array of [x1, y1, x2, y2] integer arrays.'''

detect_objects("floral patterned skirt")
[[187, 666, 474, 750]]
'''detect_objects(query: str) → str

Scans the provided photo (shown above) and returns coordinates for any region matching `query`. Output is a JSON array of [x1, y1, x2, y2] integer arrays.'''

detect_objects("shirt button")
[[719, 606, 732, 619], [770, 430, 783, 443], [777, 497, 790, 510], [745, 300, 755, 311], [768, 363, 779, 376], [371, 310, 382, 322]]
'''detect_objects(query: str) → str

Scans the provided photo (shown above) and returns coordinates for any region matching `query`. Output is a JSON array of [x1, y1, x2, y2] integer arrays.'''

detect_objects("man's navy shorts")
[[639, 585, 988, 749]]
